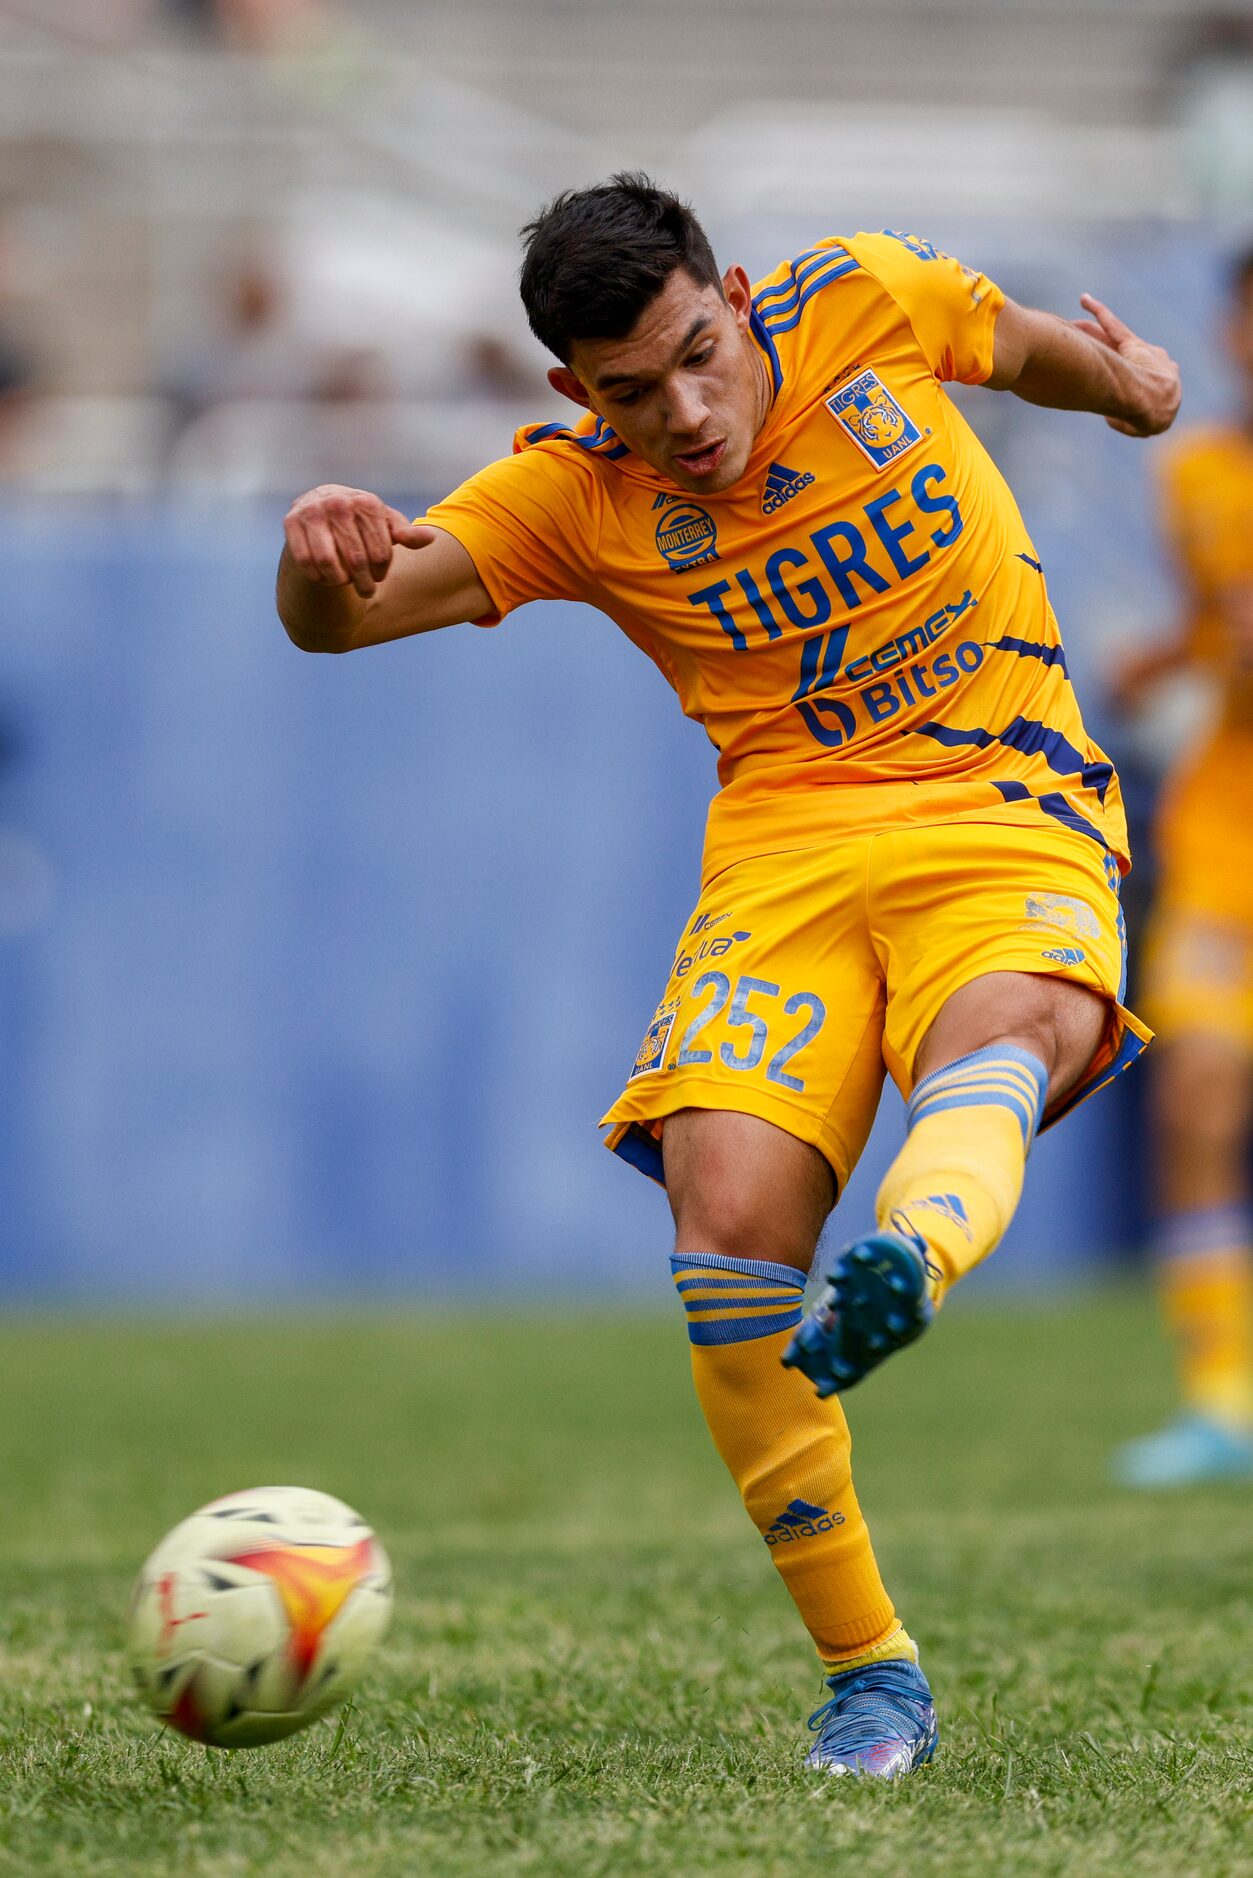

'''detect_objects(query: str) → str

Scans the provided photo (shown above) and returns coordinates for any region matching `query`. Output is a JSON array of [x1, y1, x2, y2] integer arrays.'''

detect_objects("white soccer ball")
[[126, 1485, 393, 1748]]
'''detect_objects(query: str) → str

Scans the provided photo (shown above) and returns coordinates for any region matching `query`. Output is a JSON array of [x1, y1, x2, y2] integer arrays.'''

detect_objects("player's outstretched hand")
[[283, 485, 435, 599], [1072, 296, 1181, 438]]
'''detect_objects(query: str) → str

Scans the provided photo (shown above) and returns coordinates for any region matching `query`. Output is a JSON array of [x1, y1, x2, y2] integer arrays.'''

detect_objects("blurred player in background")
[[277, 177, 1179, 1779], [1111, 248, 1253, 1488]]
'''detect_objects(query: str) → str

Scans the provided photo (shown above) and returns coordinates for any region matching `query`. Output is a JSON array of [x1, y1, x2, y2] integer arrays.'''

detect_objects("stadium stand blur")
[[0, 0, 1249, 1294]]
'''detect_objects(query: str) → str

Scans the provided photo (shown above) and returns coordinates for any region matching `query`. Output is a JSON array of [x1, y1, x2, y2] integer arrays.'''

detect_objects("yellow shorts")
[[1141, 910, 1253, 1050], [1141, 732, 1253, 1048], [602, 810, 1151, 1192]]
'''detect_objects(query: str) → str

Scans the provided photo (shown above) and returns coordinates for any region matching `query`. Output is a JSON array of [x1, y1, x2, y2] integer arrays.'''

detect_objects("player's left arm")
[[986, 295, 1181, 437]]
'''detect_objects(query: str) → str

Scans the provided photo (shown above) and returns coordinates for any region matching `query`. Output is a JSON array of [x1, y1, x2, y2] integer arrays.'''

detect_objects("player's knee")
[[671, 1187, 788, 1261], [663, 1109, 832, 1266], [918, 971, 1107, 1100]]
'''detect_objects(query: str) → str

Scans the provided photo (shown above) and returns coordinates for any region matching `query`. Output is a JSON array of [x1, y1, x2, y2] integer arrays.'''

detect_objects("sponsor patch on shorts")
[[629, 1007, 676, 1078]]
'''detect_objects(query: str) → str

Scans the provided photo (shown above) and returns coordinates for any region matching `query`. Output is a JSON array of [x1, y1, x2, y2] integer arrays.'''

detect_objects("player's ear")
[[548, 365, 592, 410], [722, 264, 753, 331]]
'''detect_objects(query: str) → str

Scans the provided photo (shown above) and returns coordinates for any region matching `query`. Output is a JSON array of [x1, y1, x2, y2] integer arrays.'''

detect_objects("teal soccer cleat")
[[1111, 1412, 1253, 1488], [782, 1230, 935, 1395], [806, 1659, 939, 1778]]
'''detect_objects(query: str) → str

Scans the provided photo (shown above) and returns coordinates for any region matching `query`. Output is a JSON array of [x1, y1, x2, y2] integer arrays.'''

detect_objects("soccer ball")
[[126, 1485, 393, 1748]]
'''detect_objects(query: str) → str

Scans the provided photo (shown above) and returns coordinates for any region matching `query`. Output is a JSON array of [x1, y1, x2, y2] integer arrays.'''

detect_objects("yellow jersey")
[[1158, 423, 1253, 731], [425, 230, 1128, 885]]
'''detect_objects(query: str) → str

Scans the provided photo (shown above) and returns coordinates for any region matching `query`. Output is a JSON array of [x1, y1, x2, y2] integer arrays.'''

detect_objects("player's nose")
[[663, 377, 710, 438]]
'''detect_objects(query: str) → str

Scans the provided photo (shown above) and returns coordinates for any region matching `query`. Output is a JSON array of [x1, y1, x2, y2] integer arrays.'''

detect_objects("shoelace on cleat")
[[807, 1663, 931, 1759]]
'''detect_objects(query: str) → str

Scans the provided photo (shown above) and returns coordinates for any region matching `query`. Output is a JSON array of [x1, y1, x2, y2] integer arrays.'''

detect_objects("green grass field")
[[2, 1290, 1251, 1876]]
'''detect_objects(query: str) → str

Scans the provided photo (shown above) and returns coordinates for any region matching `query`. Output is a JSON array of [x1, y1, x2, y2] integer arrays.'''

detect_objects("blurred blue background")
[[0, 2, 1249, 1297]]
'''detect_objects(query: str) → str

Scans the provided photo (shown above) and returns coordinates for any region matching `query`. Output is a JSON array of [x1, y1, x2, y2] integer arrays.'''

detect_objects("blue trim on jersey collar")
[[750, 307, 784, 403]]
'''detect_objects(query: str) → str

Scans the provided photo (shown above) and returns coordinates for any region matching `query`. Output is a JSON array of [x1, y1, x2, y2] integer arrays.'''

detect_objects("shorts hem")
[[601, 1079, 852, 1192], [1041, 992, 1152, 1131]]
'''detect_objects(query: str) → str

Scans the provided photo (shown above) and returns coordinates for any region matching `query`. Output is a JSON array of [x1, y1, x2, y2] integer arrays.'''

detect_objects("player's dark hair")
[[519, 173, 723, 363]]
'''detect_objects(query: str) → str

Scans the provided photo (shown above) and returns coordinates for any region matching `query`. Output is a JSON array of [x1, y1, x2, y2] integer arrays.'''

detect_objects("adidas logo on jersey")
[[762, 461, 815, 514], [763, 1497, 845, 1545]]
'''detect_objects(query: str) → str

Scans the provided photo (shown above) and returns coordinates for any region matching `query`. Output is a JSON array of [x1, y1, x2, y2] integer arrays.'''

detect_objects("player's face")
[[549, 265, 770, 493]]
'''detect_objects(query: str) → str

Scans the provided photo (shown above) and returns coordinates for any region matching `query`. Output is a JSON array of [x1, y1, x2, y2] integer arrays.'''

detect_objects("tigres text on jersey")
[[423, 230, 1128, 886]]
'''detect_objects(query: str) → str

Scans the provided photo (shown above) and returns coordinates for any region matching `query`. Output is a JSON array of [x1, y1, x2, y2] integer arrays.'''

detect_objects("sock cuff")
[[820, 1626, 919, 1675], [670, 1251, 806, 1346], [907, 1044, 1048, 1149], [1153, 1205, 1253, 1263]]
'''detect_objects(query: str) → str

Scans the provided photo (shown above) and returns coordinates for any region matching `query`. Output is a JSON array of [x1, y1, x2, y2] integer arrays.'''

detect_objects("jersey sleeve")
[[421, 442, 600, 625], [842, 230, 1005, 385]]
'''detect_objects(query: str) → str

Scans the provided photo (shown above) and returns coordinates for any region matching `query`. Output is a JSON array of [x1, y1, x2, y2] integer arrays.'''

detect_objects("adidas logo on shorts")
[[762, 461, 815, 514]]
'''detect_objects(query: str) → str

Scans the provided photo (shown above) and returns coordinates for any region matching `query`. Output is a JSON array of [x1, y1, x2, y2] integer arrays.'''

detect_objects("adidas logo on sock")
[[762, 461, 815, 513], [909, 1193, 973, 1242], [764, 1497, 845, 1545]]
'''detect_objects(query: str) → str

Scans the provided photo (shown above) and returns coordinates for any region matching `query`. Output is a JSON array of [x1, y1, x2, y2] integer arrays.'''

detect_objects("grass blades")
[[0, 1290, 1250, 1875]]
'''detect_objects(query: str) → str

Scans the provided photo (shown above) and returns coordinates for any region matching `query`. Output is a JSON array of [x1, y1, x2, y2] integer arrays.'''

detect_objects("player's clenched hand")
[[283, 485, 434, 598], [1072, 296, 1181, 437]]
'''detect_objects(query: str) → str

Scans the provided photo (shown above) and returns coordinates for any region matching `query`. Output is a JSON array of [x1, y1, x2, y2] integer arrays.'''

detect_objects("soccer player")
[[276, 177, 1180, 1778], [1110, 247, 1253, 1488]]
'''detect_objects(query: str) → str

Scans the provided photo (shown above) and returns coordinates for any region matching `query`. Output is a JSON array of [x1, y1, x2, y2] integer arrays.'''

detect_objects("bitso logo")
[[655, 500, 719, 571], [825, 369, 923, 470], [762, 461, 815, 514]]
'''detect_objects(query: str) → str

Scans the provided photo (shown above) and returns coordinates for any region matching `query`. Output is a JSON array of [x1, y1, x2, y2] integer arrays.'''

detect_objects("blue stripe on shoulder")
[[759, 258, 861, 335], [752, 247, 828, 312]]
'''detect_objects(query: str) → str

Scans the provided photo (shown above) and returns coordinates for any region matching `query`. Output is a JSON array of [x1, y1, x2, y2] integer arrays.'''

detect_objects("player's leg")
[[786, 970, 1103, 1392], [599, 840, 937, 1775], [1114, 749, 1253, 1482], [664, 1106, 937, 1778], [1113, 903, 1253, 1483], [787, 817, 1149, 1395], [1113, 1032, 1253, 1482]]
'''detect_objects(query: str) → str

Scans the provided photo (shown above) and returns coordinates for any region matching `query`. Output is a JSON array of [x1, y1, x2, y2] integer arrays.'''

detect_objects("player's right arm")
[[278, 484, 492, 653]]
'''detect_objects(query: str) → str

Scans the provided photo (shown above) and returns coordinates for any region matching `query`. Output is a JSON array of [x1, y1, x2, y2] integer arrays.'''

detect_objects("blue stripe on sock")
[[686, 1307, 804, 1346], [673, 1274, 803, 1295], [1153, 1206, 1253, 1263], [670, 1252, 808, 1288], [682, 1294, 800, 1316], [909, 1087, 1036, 1146], [907, 1045, 1048, 1149], [670, 1251, 808, 1345]]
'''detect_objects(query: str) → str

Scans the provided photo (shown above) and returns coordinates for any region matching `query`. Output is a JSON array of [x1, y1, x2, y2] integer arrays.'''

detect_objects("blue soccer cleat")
[[782, 1230, 935, 1395], [805, 1659, 939, 1779], [1111, 1412, 1253, 1489]]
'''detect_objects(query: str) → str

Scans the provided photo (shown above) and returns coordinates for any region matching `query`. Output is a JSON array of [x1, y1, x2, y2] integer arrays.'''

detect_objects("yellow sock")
[[672, 1252, 911, 1666], [876, 1046, 1049, 1302], [1154, 1208, 1253, 1426]]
